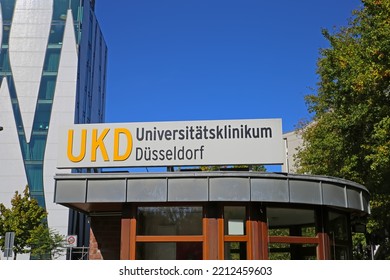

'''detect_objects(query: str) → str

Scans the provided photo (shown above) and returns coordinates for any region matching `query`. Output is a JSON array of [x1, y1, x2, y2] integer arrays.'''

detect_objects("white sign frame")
[[57, 119, 285, 169]]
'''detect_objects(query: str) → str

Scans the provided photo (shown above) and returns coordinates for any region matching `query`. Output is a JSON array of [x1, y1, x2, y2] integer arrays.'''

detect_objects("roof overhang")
[[54, 172, 370, 216]]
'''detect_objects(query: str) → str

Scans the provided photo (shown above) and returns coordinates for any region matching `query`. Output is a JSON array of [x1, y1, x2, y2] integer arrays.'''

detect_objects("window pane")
[[269, 243, 317, 260], [328, 211, 348, 241], [267, 207, 316, 237], [136, 242, 202, 260], [329, 211, 350, 259], [224, 242, 246, 260], [137, 207, 202, 235], [224, 206, 246, 235], [269, 243, 291, 260]]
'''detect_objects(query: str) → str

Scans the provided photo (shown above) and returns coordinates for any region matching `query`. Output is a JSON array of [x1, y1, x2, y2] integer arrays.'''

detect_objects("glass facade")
[[135, 206, 203, 260], [54, 172, 370, 260], [0, 0, 107, 257], [114, 203, 355, 260], [0, 0, 106, 207]]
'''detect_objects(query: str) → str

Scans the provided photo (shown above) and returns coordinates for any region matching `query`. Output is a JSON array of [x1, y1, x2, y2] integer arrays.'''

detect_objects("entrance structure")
[[54, 171, 370, 260]]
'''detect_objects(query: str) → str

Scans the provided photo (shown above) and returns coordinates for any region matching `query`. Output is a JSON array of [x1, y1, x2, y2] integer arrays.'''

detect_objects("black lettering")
[[245, 125, 252, 138], [186, 149, 193, 159], [203, 126, 209, 139], [172, 129, 178, 140], [135, 147, 143, 160], [165, 129, 172, 140], [145, 147, 151, 160], [189, 126, 195, 139], [261, 127, 272, 138], [177, 146, 184, 159], [232, 127, 240, 138], [216, 126, 223, 139], [209, 128, 215, 139], [159, 149, 165, 160], [166, 149, 173, 160], [136, 128, 144, 141], [195, 126, 203, 139], [157, 129, 164, 140], [179, 129, 185, 140], [152, 149, 158, 160]]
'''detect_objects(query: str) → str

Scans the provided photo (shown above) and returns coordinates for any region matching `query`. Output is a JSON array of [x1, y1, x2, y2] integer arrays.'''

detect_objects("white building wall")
[[8, 0, 53, 142], [282, 130, 303, 173], [0, 78, 28, 208], [43, 9, 78, 240]]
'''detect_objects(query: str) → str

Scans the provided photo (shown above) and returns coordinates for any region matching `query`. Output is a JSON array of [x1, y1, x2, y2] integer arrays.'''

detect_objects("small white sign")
[[66, 235, 77, 247], [228, 219, 244, 235]]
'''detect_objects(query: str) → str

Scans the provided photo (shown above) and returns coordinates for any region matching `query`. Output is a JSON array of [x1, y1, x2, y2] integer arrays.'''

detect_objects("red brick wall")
[[89, 216, 121, 260]]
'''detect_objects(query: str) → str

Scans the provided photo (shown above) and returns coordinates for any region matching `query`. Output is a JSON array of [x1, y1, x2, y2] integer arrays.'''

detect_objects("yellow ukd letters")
[[67, 128, 133, 163]]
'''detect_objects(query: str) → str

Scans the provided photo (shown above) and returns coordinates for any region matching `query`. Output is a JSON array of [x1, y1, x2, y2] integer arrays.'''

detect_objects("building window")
[[223, 206, 248, 260], [136, 242, 202, 260], [137, 206, 202, 236], [135, 206, 203, 260], [328, 211, 350, 260], [267, 207, 318, 260]]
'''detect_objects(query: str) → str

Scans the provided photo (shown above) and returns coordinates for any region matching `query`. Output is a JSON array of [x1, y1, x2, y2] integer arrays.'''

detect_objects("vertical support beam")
[[316, 207, 331, 260], [203, 203, 219, 260], [245, 204, 270, 260], [129, 205, 137, 260], [247, 204, 254, 260], [120, 205, 131, 260], [258, 205, 269, 260], [317, 232, 331, 260], [218, 204, 224, 260], [247, 218, 253, 260]]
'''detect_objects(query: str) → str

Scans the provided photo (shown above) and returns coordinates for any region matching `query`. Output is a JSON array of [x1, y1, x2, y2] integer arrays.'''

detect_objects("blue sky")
[[95, 0, 362, 134]]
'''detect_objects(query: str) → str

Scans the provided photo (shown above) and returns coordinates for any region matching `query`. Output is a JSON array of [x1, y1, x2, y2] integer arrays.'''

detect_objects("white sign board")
[[66, 235, 77, 247], [57, 119, 284, 168]]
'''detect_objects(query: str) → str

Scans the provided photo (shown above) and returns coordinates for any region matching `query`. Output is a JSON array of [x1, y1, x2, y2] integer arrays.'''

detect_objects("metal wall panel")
[[289, 179, 322, 204], [55, 180, 86, 203], [322, 182, 346, 208], [127, 179, 167, 202], [168, 178, 208, 201], [87, 179, 126, 202], [209, 177, 250, 201], [251, 178, 289, 202], [347, 188, 362, 211]]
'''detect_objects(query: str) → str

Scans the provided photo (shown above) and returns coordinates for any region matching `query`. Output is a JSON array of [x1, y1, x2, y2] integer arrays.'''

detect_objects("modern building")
[[282, 130, 303, 173], [53, 120, 370, 260], [54, 171, 370, 260], [0, 0, 107, 259]]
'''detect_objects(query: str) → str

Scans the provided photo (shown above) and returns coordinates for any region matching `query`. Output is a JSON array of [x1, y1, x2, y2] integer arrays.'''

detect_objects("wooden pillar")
[[120, 204, 137, 260], [248, 204, 256, 260], [316, 207, 331, 260], [258, 206, 269, 259], [120, 206, 131, 260], [248, 204, 268, 260], [203, 203, 219, 260], [317, 232, 331, 260], [217, 204, 224, 260]]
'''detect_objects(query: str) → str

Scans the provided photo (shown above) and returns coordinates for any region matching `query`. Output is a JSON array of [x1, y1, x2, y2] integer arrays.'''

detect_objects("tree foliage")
[[29, 225, 66, 260], [0, 186, 47, 259], [296, 0, 390, 258], [0, 186, 65, 259]]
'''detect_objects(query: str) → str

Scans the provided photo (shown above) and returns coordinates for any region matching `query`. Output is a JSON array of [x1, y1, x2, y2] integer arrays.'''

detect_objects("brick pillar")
[[88, 216, 121, 260], [89, 227, 102, 260]]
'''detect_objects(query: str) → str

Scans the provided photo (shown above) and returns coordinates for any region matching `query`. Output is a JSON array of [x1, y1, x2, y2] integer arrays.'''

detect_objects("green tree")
[[28, 225, 66, 260], [296, 0, 390, 259], [0, 186, 67, 260], [0, 186, 47, 259]]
